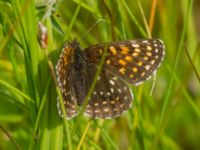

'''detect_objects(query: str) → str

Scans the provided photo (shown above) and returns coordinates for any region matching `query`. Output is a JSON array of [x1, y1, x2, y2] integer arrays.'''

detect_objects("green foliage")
[[0, 0, 200, 149]]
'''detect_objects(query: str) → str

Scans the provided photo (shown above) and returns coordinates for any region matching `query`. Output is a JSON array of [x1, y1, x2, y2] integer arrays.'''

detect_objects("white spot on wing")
[[95, 109, 100, 113], [118, 88, 122, 93], [142, 40, 149, 43], [155, 49, 159, 53], [112, 77, 117, 80], [123, 87, 127, 91], [145, 65, 150, 70], [132, 43, 140, 48], [109, 80, 115, 85]]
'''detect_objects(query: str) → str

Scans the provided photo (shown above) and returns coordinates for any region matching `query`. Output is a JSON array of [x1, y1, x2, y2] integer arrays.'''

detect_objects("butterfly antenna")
[[79, 18, 105, 41], [150, 71, 157, 96]]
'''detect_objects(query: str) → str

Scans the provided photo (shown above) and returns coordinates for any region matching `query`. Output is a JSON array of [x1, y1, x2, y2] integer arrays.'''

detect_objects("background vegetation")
[[0, 0, 200, 149]]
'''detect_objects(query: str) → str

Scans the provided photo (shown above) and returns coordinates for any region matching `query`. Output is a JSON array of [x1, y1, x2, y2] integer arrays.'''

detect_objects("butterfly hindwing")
[[84, 63, 133, 118], [56, 44, 78, 118]]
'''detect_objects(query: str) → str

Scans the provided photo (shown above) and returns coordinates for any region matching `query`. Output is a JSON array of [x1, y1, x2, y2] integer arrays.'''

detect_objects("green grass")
[[0, 0, 200, 149]]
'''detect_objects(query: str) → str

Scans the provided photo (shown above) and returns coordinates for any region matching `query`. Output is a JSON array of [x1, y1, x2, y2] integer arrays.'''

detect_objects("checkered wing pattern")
[[56, 43, 78, 118], [85, 39, 164, 85], [84, 63, 132, 118]]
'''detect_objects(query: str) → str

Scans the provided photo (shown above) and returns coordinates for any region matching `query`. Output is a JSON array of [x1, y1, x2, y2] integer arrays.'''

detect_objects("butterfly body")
[[69, 42, 88, 105], [56, 38, 165, 119]]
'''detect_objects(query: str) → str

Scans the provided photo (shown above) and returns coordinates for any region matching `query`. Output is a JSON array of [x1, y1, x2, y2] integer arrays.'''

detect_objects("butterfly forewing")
[[85, 39, 164, 85]]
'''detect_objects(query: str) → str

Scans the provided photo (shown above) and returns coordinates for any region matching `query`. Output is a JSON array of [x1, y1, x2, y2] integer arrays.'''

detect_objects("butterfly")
[[56, 38, 165, 119]]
